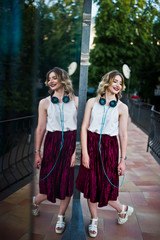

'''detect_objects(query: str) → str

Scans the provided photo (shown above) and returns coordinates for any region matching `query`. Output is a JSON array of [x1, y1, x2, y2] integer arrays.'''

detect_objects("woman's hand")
[[118, 160, 126, 176], [82, 153, 90, 169], [35, 153, 42, 169], [70, 151, 76, 167]]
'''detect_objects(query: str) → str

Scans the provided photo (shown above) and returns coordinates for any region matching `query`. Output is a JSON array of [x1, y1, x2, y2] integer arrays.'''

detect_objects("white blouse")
[[46, 99, 77, 132], [88, 101, 119, 136]]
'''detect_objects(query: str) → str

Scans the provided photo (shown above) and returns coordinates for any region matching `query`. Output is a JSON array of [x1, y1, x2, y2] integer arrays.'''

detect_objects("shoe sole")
[[89, 232, 98, 238], [32, 210, 40, 216], [32, 212, 40, 216], [55, 228, 65, 234]]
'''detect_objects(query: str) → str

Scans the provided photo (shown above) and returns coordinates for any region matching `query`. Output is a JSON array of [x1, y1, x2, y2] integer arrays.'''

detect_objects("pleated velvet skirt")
[[76, 130, 119, 207], [39, 130, 76, 203]]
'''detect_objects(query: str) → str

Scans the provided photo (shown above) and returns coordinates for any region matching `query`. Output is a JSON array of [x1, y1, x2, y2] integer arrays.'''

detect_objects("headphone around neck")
[[99, 94, 118, 107], [50, 91, 70, 104]]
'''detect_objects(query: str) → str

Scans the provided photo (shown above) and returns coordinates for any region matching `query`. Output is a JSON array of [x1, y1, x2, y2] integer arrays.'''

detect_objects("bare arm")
[[70, 96, 79, 167], [74, 96, 78, 110], [118, 103, 128, 175], [34, 99, 48, 169], [81, 98, 95, 168]]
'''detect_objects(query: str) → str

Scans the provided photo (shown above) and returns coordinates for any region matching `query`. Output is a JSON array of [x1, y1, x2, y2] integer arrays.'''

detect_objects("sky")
[[92, 1, 99, 18], [44, 0, 99, 18]]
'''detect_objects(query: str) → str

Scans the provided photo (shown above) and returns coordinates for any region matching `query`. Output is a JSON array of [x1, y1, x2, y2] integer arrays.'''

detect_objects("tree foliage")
[[0, 0, 37, 119], [89, 0, 160, 106], [0, 0, 83, 120], [37, 0, 83, 94]]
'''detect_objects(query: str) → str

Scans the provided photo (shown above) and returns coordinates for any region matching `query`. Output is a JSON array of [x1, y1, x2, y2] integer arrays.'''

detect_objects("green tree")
[[89, 0, 160, 105], [37, 0, 83, 94], [0, 0, 84, 120], [0, 0, 37, 119]]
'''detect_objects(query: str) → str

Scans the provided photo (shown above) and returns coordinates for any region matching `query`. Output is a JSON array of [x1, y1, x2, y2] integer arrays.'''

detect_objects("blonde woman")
[[76, 70, 134, 237], [32, 67, 78, 234]]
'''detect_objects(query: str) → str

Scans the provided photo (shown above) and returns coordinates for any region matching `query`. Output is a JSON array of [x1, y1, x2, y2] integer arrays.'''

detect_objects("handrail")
[[0, 115, 34, 123], [0, 115, 35, 200], [128, 97, 160, 164]]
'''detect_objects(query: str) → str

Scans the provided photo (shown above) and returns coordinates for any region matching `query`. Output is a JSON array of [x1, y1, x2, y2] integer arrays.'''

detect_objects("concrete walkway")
[[0, 119, 160, 240]]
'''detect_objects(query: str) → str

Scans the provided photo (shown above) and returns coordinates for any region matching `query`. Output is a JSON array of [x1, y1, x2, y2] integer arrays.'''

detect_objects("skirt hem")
[[76, 186, 118, 208], [39, 190, 73, 203]]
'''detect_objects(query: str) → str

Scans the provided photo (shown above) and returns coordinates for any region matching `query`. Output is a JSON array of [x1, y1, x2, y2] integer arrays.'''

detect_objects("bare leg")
[[87, 199, 98, 219], [58, 196, 71, 216], [108, 199, 122, 212], [32, 193, 47, 216], [34, 193, 47, 205]]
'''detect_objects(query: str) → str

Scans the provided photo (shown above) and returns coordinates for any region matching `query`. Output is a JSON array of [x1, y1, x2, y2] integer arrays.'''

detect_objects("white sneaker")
[[118, 205, 134, 224], [32, 196, 40, 216]]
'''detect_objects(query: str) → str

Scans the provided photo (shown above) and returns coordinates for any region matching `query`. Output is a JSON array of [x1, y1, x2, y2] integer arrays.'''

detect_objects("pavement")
[[0, 118, 160, 240]]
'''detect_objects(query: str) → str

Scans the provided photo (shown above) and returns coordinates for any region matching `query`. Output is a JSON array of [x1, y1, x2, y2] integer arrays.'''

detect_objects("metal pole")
[[77, 0, 92, 141], [62, 1, 92, 239], [127, 77, 130, 98]]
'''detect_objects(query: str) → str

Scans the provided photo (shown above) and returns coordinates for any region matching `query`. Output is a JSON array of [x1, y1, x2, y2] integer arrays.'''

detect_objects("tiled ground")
[[32, 180, 73, 240], [0, 184, 31, 240], [1, 119, 160, 240], [81, 119, 160, 240]]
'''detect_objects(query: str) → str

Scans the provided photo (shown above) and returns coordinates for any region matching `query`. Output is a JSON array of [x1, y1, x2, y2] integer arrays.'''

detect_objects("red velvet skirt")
[[76, 130, 119, 207], [39, 130, 76, 203]]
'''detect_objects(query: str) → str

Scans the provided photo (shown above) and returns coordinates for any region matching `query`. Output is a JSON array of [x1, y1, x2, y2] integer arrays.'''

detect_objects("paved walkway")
[[0, 119, 160, 240]]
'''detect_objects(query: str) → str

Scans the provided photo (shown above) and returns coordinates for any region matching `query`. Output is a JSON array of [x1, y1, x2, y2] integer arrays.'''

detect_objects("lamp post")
[[62, 1, 92, 239]]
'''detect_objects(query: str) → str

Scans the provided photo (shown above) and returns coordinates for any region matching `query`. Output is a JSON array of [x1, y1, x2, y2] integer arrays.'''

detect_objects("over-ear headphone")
[[50, 91, 70, 104], [99, 94, 118, 107]]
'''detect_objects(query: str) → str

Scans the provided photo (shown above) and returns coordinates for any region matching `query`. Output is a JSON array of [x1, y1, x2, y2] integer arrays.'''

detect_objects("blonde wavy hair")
[[45, 67, 74, 98], [97, 70, 126, 99]]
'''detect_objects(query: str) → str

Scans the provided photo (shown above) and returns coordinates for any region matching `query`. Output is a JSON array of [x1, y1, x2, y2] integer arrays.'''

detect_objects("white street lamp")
[[122, 64, 131, 98]]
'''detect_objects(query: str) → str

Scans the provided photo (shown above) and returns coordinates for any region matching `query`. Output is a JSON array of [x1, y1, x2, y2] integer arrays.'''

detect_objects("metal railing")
[[128, 99, 152, 135], [128, 98, 160, 164], [147, 107, 160, 164], [0, 116, 34, 200]]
